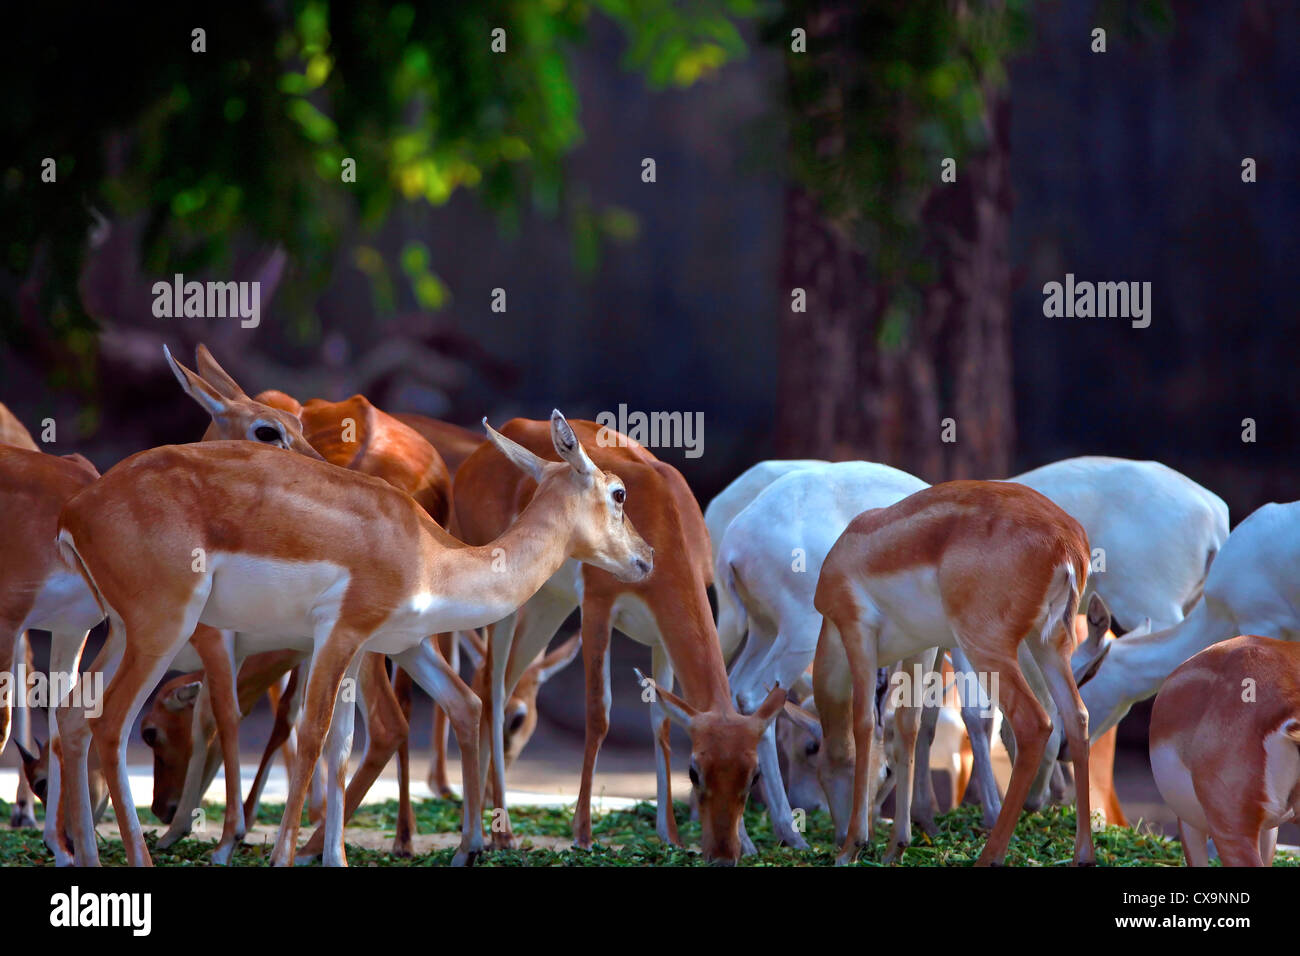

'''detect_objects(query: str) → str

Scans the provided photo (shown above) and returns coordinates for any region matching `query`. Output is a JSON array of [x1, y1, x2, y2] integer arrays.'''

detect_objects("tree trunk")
[[774, 95, 1014, 483]]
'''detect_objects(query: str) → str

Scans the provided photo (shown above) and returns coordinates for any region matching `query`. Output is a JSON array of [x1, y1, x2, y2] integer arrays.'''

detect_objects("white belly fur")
[[863, 567, 956, 665], [201, 553, 350, 637], [24, 570, 103, 634]]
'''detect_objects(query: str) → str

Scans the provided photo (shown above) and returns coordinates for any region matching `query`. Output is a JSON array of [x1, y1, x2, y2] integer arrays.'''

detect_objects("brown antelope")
[[393, 413, 484, 475], [1149, 634, 1300, 866], [812, 480, 1094, 866], [54, 411, 653, 867], [2, 348, 323, 864], [0, 445, 102, 865], [0, 402, 39, 452], [453, 418, 784, 863], [16, 736, 108, 829], [156, 345, 453, 861], [0, 401, 41, 827]]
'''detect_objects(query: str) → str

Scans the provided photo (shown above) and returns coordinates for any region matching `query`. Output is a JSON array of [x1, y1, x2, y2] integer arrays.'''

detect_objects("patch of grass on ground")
[[0, 795, 1235, 866]]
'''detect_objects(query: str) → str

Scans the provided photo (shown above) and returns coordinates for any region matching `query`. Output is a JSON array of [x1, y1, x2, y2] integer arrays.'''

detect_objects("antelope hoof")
[[210, 842, 236, 866], [155, 827, 188, 850], [884, 841, 909, 864], [490, 831, 517, 851], [392, 838, 414, 858], [912, 813, 938, 837], [452, 847, 480, 867], [10, 803, 36, 829], [778, 830, 810, 851]]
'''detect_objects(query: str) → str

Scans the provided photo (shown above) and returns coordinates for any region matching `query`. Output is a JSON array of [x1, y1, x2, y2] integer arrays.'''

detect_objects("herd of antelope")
[[1, 343, 1297, 867]]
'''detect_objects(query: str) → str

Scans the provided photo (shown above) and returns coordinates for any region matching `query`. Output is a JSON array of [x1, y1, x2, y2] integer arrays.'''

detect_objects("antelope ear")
[[1072, 640, 1112, 688], [550, 410, 596, 478], [163, 680, 203, 712], [194, 344, 249, 400], [753, 682, 788, 729], [14, 740, 37, 767], [165, 345, 229, 419], [634, 668, 697, 728], [535, 633, 582, 684], [781, 700, 822, 740], [1086, 593, 1111, 642], [483, 418, 547, 483]]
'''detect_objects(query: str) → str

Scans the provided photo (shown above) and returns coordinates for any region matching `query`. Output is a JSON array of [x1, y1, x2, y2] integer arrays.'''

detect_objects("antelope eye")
[[688, 762, 700, 787], [508, 711, 526, 733], [805, 740, 820, 757], [612, 488, 625, 505], [254, 425, 282, 444]]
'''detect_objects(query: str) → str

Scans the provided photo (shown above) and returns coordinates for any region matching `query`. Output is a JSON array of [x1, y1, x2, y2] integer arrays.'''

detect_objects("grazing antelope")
[[713, 461, 928, 847], [16, 736, 108, 828], [1078, 500, 1300, 739], [785, 606, 1134, 831], [54, 411, 653, 867], [1012, 457, 1227, 636], [140, 650, 302, 825], [453, 418, 782, 863], [703, 459, 823, 663], [813, 480, 1094, 866], [1149, 634, 1300, 866]]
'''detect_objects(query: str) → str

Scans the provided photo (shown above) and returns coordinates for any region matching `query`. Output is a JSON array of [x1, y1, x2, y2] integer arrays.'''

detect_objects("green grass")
[[0, 796, 1234, 866]]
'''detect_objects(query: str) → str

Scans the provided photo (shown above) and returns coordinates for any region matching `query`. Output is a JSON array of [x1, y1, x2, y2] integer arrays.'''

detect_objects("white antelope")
[[813, 480, 1094, 866], [714, 461, 927, 847], [704, 459, 823, 662], [1149, 634, 1300, 866], [1079, 500, 1300, 738], [1011, 457, 1227, 635]]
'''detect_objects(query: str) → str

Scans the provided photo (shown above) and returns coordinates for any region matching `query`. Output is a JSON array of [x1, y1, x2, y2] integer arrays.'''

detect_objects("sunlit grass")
[[0, 797, 1239, 867]]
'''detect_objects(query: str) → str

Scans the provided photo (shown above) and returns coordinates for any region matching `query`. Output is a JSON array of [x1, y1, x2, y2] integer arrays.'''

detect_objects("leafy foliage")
[[0, 0, 756, 348], [764, 0, 1036, 287]]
